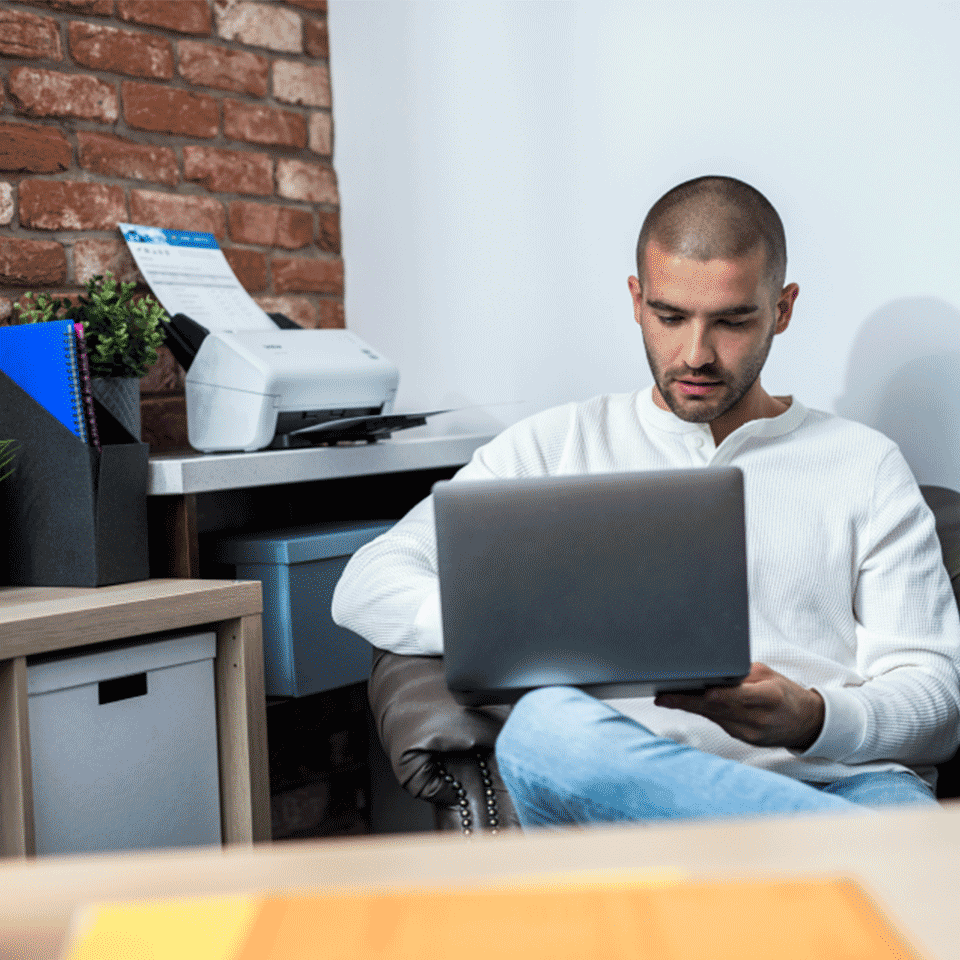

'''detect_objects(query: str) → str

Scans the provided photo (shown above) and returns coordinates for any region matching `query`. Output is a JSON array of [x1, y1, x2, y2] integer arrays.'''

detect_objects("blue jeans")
[[495, 687, 937, 828]]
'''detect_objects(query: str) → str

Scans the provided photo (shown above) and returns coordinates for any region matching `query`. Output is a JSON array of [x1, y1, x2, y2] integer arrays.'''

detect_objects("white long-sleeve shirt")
[[333, 389, 960, 787]]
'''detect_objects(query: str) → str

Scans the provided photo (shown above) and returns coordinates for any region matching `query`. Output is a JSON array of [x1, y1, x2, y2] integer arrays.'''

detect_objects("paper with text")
[[119, 223, 274, 333]]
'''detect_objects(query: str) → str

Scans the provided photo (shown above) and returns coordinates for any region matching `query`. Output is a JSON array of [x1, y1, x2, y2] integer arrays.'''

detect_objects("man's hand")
[[653, 663, 825, 750]]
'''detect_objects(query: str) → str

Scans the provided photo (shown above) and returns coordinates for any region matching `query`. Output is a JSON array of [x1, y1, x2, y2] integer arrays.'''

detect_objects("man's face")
[[628, 241, 798, 431]]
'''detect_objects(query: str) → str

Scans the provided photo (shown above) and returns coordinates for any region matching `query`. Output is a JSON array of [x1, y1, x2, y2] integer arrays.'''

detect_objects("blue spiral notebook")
[[0, 320, 87, 442]]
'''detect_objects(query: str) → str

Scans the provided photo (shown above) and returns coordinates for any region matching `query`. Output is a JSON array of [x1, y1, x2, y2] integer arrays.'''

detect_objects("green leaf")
[[13, 272, 168, 378]]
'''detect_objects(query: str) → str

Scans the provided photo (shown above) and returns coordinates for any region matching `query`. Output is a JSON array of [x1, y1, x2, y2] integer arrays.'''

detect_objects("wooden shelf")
[[0, 579, 270, 859]]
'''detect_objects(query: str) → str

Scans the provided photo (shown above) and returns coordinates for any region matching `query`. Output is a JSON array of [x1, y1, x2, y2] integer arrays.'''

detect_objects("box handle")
[[99, 672, 148, 705]]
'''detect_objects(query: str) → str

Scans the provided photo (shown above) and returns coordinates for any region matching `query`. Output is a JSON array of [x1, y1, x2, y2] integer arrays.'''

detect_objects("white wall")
[[328, 1, 960, 488]]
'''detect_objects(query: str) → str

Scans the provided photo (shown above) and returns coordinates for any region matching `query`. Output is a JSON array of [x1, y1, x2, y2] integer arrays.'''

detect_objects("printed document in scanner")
[[119, 223, 274, 333]]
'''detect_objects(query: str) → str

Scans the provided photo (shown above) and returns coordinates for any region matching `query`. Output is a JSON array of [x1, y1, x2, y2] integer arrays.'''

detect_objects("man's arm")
[[332, 404, 577, 655], [661, 448, 960, 766], [807, 448, 960, 765], [331, 493, 446, 655]]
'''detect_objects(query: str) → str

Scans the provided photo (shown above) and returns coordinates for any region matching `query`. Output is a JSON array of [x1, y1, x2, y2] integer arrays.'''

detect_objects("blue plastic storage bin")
[[214, 521, 394, 697]]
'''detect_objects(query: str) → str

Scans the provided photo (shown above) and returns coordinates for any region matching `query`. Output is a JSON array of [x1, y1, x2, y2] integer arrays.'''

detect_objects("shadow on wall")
[[835, 297, 960, 491]]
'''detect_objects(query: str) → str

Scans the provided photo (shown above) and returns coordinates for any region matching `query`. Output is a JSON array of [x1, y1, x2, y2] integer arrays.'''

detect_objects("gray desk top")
[[147, 432, 494, 495]]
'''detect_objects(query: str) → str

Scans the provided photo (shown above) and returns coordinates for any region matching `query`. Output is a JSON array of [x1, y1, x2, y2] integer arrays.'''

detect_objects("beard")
[[644, 322, 776, 425]]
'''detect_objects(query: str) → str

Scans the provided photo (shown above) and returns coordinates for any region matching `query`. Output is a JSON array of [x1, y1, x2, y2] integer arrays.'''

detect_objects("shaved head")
[[636, 176, 787, 297]]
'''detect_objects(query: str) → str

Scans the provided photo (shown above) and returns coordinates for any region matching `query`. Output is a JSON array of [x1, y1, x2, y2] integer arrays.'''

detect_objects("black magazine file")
[[0, 370, 149, 587]]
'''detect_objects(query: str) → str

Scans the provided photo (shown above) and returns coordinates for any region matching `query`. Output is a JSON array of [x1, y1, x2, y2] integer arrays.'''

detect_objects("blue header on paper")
[[118, 223, 219, 249]]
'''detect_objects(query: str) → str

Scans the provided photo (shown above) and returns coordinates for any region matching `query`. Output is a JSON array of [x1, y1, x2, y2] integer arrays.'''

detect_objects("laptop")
[[433, 467, 750, 706]]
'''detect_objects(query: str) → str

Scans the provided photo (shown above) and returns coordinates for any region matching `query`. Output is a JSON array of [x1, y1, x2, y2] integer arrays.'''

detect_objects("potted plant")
[[14, 272, 167, 439]]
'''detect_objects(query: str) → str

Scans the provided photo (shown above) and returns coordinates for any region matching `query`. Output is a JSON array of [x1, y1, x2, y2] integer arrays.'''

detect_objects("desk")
[[0, 579, 271, 858], [147, 433, 494, 577], [0, 804, 958, 960]]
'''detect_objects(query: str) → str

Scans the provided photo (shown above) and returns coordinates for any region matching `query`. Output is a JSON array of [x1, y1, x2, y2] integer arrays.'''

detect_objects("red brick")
[[215, 0, 302, 53], [315, 299, 344, 329], [223, 247, 266, 292], [285, 0, 327, 12], [140, 393, 189, 453], [276, 158, 338, 204], [0, 9, 62, 60], [183, 146, 272, 196], [262, 298, 342, 331], [308, 111, 331, 155], [177, 40, 268, 97], [8, 67, 118, 122], [123, 80, 218, 137], [253, 294, 316, 327], [69, 22, 173, 80], [77, 131, 178, 186], [19, 179, 126, 231], [223, 100, 306, 149], [0, 237, 66, 286], [130, 190, 226, 240], [117, 0, 212, 36], [15, 1, 113, 12], [303, 16, 328, 58], [228, 200, 312, 249], [140, 346, 185, 394], [316, 210, 340, 253], [0, 121, 71, 173], [272, 256, 343, 295], [272, 60, 330, 107], [0, 184, 13, 226], [73, 237, 142, 286]]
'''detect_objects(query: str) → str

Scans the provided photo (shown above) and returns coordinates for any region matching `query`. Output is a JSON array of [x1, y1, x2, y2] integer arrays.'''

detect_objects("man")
[[333, 176, 960, 825]]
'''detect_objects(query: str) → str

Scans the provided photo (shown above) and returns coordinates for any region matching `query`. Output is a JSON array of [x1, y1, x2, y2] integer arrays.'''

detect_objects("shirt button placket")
[[687, 432, 711, 465]]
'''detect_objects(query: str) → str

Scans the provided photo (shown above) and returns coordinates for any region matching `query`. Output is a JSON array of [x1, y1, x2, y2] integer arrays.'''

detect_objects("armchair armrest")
[[921, 485, 960, 798], [367, 647, 519, 832]]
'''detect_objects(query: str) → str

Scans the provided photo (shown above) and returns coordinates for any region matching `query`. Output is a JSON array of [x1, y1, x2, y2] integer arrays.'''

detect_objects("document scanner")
[[162, 312, 427, 452], [119, 222, 443, 452]]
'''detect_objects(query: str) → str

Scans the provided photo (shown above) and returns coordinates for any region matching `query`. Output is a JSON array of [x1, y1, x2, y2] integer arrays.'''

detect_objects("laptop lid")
[[433, 467, 750, 706]]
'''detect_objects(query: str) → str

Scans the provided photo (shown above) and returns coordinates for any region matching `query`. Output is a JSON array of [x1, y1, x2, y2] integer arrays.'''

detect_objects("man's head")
[[635, 176, 787, 297], [628, 176, 799, 443]]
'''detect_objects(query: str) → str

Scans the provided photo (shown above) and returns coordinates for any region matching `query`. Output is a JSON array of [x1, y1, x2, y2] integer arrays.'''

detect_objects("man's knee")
[[498, 687, 566, 769], [496, 686, 604, 782]]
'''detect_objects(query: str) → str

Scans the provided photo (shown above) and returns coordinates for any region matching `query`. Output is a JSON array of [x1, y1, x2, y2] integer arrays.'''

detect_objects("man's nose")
[[683, 324, 716, 369]]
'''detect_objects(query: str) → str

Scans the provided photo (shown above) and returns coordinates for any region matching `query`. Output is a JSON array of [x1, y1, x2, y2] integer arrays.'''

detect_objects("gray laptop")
[[433, 467, 750, 706]]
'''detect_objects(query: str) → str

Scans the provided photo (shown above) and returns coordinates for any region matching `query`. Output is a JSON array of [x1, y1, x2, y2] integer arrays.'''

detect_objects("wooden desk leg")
[[214, 615, 271, 845], [0, 657, 35, 858]]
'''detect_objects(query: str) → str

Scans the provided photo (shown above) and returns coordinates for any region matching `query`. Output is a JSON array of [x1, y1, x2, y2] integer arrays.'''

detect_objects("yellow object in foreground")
[[63, 876, 923, 960]]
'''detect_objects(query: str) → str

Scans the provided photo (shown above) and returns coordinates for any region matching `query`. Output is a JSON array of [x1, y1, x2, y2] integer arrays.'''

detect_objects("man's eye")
[[657, 314, 683, 325], [718, 318, 749, 328]]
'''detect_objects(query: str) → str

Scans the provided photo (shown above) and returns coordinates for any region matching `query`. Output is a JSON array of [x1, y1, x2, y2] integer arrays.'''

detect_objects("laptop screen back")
[[433, 467, 750, 706]]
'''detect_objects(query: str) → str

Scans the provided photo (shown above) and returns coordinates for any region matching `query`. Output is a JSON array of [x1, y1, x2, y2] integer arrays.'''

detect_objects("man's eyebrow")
[[645, 298, 760, 318]]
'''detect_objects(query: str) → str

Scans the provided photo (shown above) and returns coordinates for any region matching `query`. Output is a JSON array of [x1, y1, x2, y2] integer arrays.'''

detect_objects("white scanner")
[[165, 313, 405, 453]]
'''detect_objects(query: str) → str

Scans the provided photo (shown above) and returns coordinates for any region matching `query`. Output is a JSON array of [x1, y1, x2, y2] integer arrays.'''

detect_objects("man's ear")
[[628, 275, 644, 325], [775, 283, 799, 334]]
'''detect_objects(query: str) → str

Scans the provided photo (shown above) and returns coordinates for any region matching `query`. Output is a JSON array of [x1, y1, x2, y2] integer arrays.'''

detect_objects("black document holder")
[[0, 370, 149, 587]]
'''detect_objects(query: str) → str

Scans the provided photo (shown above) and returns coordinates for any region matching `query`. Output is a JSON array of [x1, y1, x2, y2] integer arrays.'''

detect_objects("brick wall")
[[0, 0, 342, 451]]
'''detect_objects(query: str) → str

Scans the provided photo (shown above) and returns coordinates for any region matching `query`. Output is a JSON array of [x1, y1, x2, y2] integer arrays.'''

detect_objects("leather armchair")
[[367, 484, 960, 833], [368, 646, 518, 833]]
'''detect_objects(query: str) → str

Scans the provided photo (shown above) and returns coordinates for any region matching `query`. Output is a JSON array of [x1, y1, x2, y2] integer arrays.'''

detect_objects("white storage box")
[[27, 630, 222, 855]]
